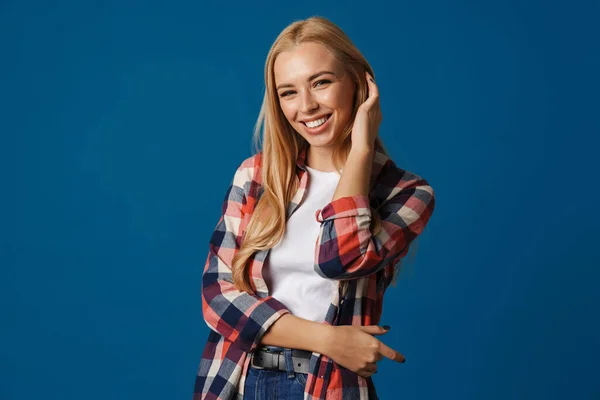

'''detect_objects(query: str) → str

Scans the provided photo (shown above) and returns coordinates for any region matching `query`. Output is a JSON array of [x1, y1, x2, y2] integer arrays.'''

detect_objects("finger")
[[360, 325, 390, 336], [362, 363, 378, 376], [360, 73, 379, 111], [367, 365, 378, 374], [378, 341, 406, 363], [365, 71, 379, 100]]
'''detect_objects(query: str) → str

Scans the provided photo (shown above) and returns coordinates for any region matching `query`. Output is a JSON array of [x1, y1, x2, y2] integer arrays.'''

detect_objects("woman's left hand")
[[351, 71, 382, 152]]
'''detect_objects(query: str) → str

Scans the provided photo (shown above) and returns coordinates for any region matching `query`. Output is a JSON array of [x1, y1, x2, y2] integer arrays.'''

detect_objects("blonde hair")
[[231, 16, 415, 295]]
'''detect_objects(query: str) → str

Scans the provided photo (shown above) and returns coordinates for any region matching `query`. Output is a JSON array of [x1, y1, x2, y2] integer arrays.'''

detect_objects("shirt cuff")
[[315, 194, 371, 222]]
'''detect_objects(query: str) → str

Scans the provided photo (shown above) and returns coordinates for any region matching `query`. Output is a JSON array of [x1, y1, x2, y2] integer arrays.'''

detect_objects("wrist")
[[316, 324, 337, 355], [349, 146, 374, 159]]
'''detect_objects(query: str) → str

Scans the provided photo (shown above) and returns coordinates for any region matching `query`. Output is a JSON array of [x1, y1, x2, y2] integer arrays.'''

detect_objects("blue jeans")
[[244, 346, 308, 400]]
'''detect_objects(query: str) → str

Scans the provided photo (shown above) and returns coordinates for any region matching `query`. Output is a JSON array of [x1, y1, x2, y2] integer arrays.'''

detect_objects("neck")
[[306, 145, 338, 172]]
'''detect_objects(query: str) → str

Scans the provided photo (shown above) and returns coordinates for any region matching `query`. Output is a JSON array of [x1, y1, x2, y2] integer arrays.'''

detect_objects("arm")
[[313, 151, 436, 280], [331, 147, 373, 202], [201, 162, 291, 353], [259, 313, 335, 355]]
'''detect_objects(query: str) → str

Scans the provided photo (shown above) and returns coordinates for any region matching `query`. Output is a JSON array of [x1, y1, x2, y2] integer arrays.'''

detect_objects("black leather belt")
[[250, 346, 312, 374]]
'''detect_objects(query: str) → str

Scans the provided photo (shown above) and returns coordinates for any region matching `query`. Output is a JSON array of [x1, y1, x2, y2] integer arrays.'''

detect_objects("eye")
[[279, 79, 331, 98], [315, 79, 331, 87]]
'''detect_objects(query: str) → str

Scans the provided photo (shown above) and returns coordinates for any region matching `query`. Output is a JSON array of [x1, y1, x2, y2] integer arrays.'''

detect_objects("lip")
[[300, 114, 332, 135], [301, 114, 331, 123]]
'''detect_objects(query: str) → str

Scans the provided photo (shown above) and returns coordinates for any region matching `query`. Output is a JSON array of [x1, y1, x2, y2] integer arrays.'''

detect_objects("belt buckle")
[[250, 351, 266, 370], [251, 349, 280, 370]]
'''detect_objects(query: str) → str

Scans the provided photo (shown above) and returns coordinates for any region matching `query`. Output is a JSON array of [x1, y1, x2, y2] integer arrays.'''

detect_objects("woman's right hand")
[[322, 325, 406, 378]]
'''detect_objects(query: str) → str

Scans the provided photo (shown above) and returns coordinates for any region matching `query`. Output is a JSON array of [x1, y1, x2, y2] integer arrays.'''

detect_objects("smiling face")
[[274, 42, 356, 151]]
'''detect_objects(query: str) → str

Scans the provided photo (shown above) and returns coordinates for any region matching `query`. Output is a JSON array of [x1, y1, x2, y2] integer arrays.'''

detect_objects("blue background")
[[2, 1, 598, 399]]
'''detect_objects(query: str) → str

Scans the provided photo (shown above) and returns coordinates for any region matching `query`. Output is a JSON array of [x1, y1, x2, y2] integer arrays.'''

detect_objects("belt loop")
[[283, 348, 295, 378]]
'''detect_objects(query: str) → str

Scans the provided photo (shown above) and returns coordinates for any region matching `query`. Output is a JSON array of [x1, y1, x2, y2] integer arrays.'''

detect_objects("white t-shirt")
[[263, 165, 342, 323]]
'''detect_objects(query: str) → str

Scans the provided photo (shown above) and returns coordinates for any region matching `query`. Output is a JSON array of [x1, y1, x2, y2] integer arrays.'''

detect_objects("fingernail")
[[382, 325, 391, 330]]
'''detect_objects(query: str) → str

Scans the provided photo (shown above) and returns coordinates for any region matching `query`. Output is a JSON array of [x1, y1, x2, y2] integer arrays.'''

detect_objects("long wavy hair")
[[231, 16, 417, 296]]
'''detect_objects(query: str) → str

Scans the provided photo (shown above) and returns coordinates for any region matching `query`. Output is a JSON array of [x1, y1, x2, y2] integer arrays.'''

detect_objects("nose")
[[299, 89, 318, 114]]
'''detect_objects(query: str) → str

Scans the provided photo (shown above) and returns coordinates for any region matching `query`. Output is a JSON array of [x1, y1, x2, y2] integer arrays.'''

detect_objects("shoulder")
[[237, 151, 262, 172], [380, 157, 433, 189], [373, 154, 435, 206], [231, 151, 264, 198]]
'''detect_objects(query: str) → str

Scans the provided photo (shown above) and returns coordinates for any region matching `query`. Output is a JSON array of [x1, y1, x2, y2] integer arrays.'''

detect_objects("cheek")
[[316, 91, 338, 107], [320, 88, 352, 113], [279, 104, 296, 123]]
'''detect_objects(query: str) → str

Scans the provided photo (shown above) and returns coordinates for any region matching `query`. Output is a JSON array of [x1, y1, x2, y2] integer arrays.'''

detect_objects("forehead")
[[274, 42, 340, 83]]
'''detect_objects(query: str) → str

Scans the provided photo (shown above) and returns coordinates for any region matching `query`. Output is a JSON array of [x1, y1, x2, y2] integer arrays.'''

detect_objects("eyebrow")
[[276, 70, 337, 90]]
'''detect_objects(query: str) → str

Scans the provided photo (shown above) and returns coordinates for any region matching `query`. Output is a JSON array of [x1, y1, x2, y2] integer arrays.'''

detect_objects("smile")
[[301, 114, 332, 135]]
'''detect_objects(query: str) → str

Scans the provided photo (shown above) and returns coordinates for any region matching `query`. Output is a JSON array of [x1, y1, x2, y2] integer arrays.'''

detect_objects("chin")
[[305, 132, 338, 148]]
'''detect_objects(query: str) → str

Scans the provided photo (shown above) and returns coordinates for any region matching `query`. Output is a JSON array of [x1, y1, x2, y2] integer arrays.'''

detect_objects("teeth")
[[305, 115, 329, 128]]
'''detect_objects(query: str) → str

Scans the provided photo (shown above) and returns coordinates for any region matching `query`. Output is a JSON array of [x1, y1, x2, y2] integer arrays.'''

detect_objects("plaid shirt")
[[194, 144, 436, 399]]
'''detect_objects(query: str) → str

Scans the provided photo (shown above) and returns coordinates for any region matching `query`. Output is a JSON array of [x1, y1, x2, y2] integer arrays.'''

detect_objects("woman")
[[194, 16, 436, 400]]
